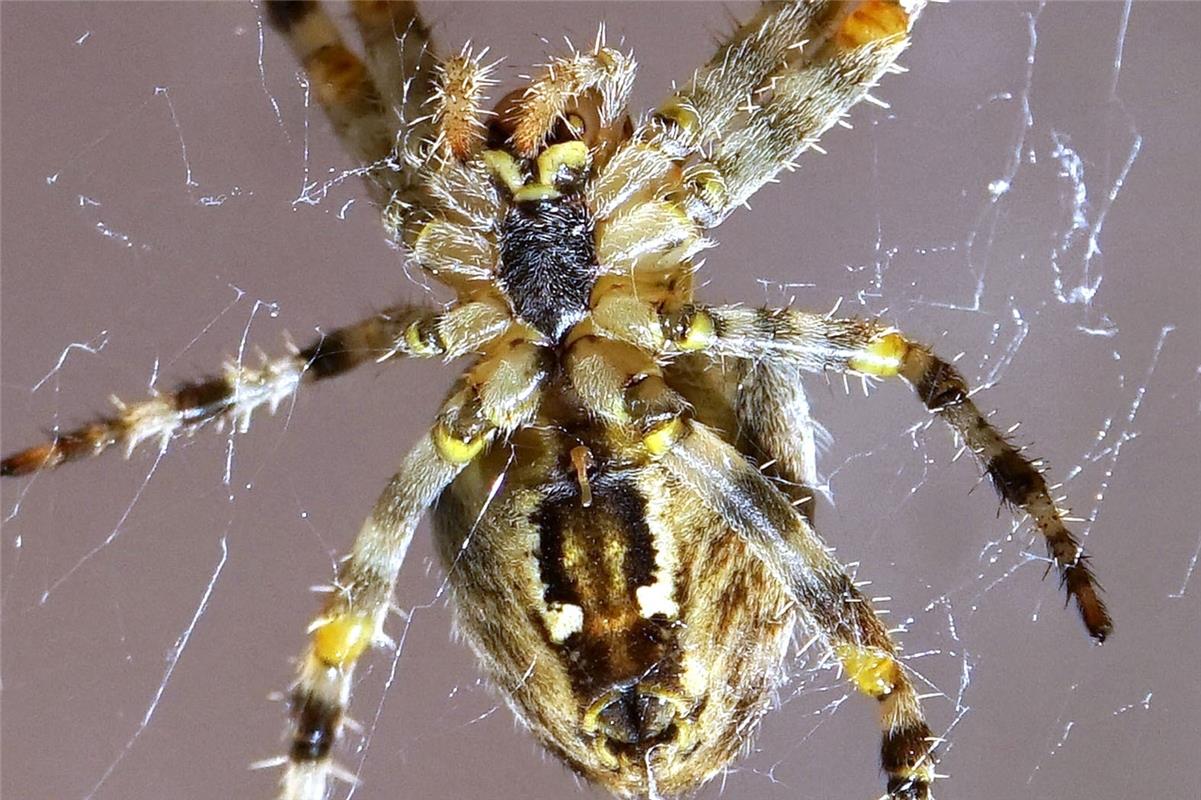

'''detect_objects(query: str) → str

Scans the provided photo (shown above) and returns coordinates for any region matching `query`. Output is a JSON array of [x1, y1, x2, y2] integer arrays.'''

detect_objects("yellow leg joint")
[[403, 320, 442, 357], [433, 422, 488, 465], [684, 163, 726, 202], [643, 417, 686, 457], [836, 1, 910, 50], [849, 332, 910, 377], [513, 184, 562, 203], [311, 613, 375, 669], [656, 98, 700, 136], [836, 644, 901, 698], [676, 310, 715, 351]]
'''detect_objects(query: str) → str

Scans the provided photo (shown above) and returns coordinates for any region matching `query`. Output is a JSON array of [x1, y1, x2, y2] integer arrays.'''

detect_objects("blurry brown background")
[[3, 3, 1199, 800]]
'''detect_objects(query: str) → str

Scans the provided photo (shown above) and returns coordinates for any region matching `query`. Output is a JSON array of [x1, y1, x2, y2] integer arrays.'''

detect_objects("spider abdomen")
[[431, 422, 796, 798]]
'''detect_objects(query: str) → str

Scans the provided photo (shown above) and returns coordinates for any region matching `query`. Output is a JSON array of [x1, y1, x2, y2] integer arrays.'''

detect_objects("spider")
[[0, 2, 1112, 799]]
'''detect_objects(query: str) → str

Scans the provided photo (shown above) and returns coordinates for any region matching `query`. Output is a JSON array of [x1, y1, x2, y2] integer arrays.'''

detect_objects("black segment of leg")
[[299, 331, 356, 381], [915, 355, 968, 410], [265, 0, 317, 32], [288, 687, 339, 762], [984, 447, 1045, 506], [881, 720, 933, 773], [173, 377, 234, 423], [882, 718, 933, 799]]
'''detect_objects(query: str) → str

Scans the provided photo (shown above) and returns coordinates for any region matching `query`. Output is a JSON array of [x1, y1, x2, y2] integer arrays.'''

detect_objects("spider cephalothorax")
[[1, 3, 1111, 800]]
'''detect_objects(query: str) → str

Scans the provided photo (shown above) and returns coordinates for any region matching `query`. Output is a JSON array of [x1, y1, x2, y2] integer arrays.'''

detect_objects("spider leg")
[[278, 340, 546, 800], [664, 352, 821, 523], [265, 1, 439, 202], [662, 304, 1114, 642], [661, 422, 935, 800], [0, 301, 510, 477], [639, 0, 924, 228], [348, 1, 439, 169]]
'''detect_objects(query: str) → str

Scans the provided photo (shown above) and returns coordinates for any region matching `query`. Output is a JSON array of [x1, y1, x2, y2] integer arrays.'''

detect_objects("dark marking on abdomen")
[[535, 471, 657, 606], [534, 467, 673, 693]]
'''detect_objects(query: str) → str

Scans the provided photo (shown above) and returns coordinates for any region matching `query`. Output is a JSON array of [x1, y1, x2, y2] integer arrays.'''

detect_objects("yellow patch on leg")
[[848, 331, 910, 377], [433, 422, 488, 465], [643, 417, 685, 457], [310, 613, 375, 669], [836, 1, 911, 50], [675, 309, 714, 352], [835, 644, 900, 698]]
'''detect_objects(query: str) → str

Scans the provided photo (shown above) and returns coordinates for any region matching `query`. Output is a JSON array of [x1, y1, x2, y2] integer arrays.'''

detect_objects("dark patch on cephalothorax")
[[498, 197, 598, 341]]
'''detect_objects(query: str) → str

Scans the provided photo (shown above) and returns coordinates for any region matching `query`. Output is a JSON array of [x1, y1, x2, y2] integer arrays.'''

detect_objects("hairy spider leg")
[[267, 1, 440, 202], [646, 0, 925, 228], [663, 423, 936, 800], [280, 340, 546, 800], [0, 303, 515, 477], [664, 304, 1113, 642]]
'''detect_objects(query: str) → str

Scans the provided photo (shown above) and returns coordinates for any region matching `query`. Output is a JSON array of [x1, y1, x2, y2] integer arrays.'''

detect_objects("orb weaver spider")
[[1, 2, 1111, 799]]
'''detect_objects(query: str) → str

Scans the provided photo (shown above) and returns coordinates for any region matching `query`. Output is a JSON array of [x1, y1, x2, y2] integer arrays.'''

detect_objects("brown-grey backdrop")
[[3, 3, 1198, 800]]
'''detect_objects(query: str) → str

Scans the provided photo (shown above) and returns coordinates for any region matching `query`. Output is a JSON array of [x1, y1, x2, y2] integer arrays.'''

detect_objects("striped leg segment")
[[645, 0, 925, 228], [661, 423, 935, 799], [349, 1, 439, 170], [663, 304, 1113, 641], [279, 341, 546, 800], [733, 357, 822, 523], [266, 1, 396, 195], [283, 430, 464, 800], [1, 302, 511, 477]]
